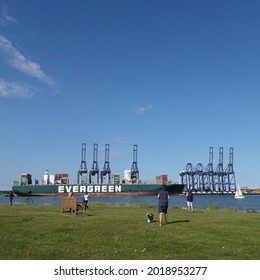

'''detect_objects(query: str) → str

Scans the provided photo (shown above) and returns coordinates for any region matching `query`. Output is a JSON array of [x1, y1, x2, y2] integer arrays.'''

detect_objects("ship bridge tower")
[[100, 144, 111, 184], [130, 144, 139, 183], [89, 143, 99, 184], [77, 143, 88, 184]]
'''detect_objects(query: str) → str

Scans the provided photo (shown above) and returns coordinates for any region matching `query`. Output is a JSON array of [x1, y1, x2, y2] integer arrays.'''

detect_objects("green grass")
[[0, 203, 259, 260]]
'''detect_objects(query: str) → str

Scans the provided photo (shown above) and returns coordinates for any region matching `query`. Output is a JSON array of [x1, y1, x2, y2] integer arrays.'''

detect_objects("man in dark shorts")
[[157, 185, 170, 226], [186, 189, 194, 211]]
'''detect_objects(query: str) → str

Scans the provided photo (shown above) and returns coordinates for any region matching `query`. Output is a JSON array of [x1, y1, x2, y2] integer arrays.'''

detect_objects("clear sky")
[[1, 0, 260, 190]]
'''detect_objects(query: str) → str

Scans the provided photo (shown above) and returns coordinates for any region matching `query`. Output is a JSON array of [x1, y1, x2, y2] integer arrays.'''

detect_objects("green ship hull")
[[12, 183, 184, 197]]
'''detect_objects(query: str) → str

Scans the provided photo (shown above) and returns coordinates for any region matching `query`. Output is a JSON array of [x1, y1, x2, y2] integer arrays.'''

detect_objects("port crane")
[[225, 147, 236, 191], [89, 143, 99, 184], [180, 147, 237, 193], [215, 147, 225, 191], [130, 144, 139, 183], [77, 143, 88, 184], [206, 146, 215, 191], [100, 144, 111, 184]]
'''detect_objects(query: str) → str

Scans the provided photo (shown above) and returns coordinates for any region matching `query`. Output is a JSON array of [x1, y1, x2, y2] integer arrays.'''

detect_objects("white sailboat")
[[234, 185, 245, 199]]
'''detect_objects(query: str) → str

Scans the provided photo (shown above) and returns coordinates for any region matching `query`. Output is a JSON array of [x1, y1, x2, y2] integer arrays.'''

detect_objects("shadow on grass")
[[148, 219, 190, 225], [168, 219, 190, 224], [60, 213, 95, 218]]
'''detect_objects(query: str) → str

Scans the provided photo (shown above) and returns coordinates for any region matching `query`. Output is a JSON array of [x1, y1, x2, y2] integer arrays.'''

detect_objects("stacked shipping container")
[[20, 174, 32, 185], [54, 173, 69, 184], [61, 173, 68, 184], [156, 175, 168, 184], [112, 173, 120, 184]]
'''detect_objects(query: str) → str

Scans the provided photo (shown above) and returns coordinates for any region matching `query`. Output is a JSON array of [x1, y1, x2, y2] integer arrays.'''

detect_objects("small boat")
[[234, 185, 245, 199]]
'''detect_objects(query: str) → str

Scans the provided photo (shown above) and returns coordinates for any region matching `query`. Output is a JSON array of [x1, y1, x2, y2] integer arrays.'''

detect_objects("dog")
[[146, 213, 154, 223]]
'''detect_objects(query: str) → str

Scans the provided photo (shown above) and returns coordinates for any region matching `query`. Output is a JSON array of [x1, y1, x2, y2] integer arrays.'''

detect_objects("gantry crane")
[[89, 143, 99, 184], [215, 147, 225, 191], [100, 144, 111, 184], [77, 143, 88, 184], [180, 146, 236, 193], [130, 144, 139, 183], [225, 147, 236, 191]]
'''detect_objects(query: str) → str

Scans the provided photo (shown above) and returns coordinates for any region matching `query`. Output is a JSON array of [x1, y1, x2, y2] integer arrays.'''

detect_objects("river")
[[1, 194, 260, 212]]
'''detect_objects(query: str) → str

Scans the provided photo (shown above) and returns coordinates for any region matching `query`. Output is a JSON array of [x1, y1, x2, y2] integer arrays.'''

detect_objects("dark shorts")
[[158, 204, 168, 213]]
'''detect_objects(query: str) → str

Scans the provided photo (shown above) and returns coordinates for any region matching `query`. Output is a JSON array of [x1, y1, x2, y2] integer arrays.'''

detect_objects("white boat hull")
[[235, 195, 245, 199]]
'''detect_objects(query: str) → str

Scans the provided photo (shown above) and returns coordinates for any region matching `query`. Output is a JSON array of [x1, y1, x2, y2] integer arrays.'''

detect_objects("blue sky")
[[0, 0, 260, 189]]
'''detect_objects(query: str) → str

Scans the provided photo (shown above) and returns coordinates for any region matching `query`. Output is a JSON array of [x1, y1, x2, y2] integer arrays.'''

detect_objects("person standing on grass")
[[83, 192, 90, 210], [9, 191, 14, 206], [186, 189, 194, 212], [157, 185, 170, 227]]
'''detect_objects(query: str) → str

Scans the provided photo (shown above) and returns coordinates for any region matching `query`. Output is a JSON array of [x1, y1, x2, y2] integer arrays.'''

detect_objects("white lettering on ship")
[[58, 185, 122, 194]]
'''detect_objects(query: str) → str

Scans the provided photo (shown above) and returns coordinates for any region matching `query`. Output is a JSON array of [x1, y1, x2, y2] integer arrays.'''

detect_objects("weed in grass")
[[208, 204, 219, 210]]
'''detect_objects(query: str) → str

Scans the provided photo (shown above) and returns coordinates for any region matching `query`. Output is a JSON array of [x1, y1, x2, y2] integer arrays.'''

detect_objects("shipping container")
[[161, 175, 168, 184], [80, 173, 88, 184], [55, 174, 62, 180], [61, 178, 69, 184], [156, 175, 168, 184], [112, 173, 120, 184], [54, 174, 62, 184], [20, 174, 32, 185], [131, 175, 137, 183]]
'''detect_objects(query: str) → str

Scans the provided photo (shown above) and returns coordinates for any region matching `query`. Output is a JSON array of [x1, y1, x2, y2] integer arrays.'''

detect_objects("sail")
[[235, 185, 245, 199]]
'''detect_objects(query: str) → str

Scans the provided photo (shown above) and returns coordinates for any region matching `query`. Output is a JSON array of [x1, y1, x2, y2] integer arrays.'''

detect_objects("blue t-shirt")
[[158, 190, 169, 205]]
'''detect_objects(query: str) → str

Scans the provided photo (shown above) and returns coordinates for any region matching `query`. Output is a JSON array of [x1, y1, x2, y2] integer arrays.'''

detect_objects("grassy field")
[[0, 203, 259, 260]]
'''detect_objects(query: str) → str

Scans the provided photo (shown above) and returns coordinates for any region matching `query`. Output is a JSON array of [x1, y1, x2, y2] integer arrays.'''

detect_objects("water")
[[1, 194, 260, 212]]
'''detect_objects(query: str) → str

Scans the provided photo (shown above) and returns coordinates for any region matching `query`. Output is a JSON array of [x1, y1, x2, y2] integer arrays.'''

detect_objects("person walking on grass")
[[157, 184, 170, 227], [186, 189, 194, 212]]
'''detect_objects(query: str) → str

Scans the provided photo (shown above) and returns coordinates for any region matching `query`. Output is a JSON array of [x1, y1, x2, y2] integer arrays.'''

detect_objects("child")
[[83, 192, 90, 210]]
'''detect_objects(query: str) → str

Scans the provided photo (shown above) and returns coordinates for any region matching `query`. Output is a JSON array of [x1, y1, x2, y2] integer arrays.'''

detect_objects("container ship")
[[12, 171, 184, 197]]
